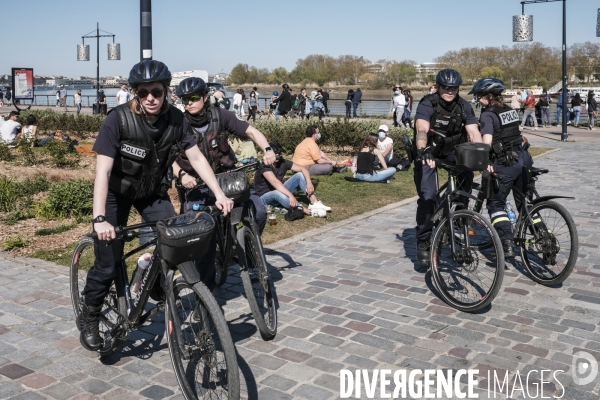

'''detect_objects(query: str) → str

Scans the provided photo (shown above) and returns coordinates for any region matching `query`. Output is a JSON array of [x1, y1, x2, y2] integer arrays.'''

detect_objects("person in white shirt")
[[375, 124, 393, 164], [115, 84, 130, 105], [0, 111, 22, 146], [389, 85, 406, 127]]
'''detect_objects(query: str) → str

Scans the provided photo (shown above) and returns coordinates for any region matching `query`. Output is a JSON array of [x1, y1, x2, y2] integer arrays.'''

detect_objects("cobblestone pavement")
[[0, 136, 598, 400]]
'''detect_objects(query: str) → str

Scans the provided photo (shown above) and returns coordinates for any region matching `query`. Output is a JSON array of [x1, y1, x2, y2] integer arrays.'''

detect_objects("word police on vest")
[[499, 110, 519, 125], [435, 119, 450, 126], [120, 143, 147, 159]]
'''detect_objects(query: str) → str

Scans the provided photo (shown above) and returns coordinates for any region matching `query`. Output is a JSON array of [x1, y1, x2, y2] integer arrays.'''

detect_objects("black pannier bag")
[[156, 212, 215, 267], [454, 143, 490, 171], [215, 171, 251, 203]]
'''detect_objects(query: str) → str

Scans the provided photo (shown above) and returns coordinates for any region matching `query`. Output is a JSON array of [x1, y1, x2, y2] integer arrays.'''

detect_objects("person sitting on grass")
[[354, 133, 397, 183], [20, 115, 38, 147], [292, 125, 346, 175], [375, 124, 393, 168], [255, 142, 331, 218]]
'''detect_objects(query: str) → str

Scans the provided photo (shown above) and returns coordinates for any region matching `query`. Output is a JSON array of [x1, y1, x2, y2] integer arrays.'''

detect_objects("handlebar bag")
[[454, 143, 490, 171], [157, 212, 215, 267], [216, 171, 251, 204]]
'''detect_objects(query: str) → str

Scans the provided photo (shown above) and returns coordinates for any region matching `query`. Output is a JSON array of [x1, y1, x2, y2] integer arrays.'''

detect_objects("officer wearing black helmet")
[[413, 68, 484, 265], [172, 77, 275, 284], [80, 60, 234, 351], [470, 78, 533, 258]]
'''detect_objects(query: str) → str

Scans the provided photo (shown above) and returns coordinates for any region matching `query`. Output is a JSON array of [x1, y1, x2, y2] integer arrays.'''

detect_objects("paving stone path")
[[0, 135, 598, 400]]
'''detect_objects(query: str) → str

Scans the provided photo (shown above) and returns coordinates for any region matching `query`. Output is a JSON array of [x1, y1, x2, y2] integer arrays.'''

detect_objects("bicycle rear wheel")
[[237, 223, 277, 340], [69, 237, 127, 356], [430, 210, 504, 312], [517, 200, 578, 285], [166, 277, 239, 400], [214, 216, 233, 288]]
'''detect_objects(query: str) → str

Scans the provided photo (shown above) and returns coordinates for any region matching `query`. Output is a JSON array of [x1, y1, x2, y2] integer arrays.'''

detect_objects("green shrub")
[[43, 139, 80, 167], [252, 118, 410, 158], [4, 209, 35, 225], [14, 175, 50, 197], [16, 138, 37, 166], [0, 142, 12, 161], [35, 222, 78, 236], [18, 109, 105, 138], [2, 235, 28, 250], [41, 179, 94, 218], [0, 176, 17, 212]]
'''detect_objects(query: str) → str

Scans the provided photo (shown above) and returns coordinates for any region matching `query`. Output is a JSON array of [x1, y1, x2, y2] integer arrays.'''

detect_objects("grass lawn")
[[32, 146, 554, 266]]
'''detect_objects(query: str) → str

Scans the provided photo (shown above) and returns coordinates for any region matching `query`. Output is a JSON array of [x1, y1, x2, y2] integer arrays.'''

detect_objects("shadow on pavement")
[[396, 228, 427, 273]]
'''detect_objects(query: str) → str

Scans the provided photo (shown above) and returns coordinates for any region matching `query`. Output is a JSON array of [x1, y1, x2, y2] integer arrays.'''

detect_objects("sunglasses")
[[182, 95, 202, 103], [137, 88, 164, 99], [440, 85, 459, 92]]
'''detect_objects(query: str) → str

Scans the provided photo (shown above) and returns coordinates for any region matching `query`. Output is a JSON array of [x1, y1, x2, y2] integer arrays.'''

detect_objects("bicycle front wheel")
[[430, 210, 504, 312], [517, 200, 578, 286], [69, 236, 127, 356], [166, 277, 239, 400], [237, 224, 277, 340]]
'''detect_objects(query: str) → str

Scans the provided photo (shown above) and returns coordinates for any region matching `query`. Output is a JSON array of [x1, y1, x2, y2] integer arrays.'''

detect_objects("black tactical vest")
[[109, 104, 184, 199], [484, 105, 523, 148], [415, 93, 468, 157], [177, 107, 236, 175]]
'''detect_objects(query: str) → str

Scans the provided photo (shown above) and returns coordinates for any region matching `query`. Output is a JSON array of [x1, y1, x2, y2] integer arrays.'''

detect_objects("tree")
[[267, 67, 289, 84], [386, 62, 417, 86], [229, 63, 249, 84], [480, 66, 503, 79]]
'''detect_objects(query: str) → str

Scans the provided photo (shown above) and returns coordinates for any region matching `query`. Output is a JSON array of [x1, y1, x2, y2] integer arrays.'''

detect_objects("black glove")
[[417, 148, 434, 162]]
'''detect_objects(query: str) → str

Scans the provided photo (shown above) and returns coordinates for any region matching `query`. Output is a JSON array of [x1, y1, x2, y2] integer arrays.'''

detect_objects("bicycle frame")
[[432, 164, 480, 262], [100, 221, 193, 360]]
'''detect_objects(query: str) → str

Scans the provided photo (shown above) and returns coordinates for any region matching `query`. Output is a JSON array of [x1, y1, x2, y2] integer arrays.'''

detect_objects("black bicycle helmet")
[[436, 68, 463, 87], [128, 60, 172, 88], [468, 78, 506, 96], [175, 77, 209, 97], [282, 83, 290, 90]]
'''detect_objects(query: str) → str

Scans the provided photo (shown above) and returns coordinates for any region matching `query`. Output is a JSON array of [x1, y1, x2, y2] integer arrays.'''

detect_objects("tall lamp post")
[[513, 0, 568, 141], [141, 0, 152, 61], [77, 23, 120, 100]]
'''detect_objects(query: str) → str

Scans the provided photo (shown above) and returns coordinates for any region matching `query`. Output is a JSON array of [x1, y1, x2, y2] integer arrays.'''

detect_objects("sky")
[[1, 0, 598, 78]]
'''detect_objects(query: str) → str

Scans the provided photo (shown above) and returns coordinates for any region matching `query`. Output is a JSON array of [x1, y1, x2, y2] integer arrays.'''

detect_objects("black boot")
[[80, 303, 103, 351], [502, 240, 515, 259], [416, 239, 431, 265]]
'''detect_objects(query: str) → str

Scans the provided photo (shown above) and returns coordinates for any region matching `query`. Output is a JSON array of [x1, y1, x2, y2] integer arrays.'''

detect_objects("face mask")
[[395, 91, 400, 95], [378, 132, 386, 139], [317, 133, 321, 141], [251, 95, 255, 97]]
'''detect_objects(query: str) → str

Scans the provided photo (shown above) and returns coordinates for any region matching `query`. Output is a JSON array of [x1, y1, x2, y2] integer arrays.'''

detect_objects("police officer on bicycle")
[[413, 69, 484, 265], [81, 60, 234, 351], [172, 77, 276, 288], [469, 78, 533, 258]]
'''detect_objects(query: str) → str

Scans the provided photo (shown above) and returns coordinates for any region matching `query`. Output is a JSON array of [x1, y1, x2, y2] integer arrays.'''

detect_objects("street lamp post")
[[140, 0, 152, 61], [77, 23, 120, 102], [513, 0, 568, 141]]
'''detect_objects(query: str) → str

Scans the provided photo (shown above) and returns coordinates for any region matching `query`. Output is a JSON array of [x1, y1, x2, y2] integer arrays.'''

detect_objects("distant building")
[[414, 63, 439, 79], [46, 78, 68, 86]]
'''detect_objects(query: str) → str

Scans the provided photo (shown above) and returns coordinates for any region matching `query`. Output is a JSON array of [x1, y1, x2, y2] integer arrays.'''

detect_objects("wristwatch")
[[264, 147, 273, 152], [92, 215, 106, 223]]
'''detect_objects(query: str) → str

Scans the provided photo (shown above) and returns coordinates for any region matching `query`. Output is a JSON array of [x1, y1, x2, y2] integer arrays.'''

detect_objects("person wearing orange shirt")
[[292, 125, 341, 175]]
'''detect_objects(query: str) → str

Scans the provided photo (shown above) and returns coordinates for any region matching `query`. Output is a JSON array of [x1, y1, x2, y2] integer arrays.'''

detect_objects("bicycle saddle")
[[528, 167, 549, 176]]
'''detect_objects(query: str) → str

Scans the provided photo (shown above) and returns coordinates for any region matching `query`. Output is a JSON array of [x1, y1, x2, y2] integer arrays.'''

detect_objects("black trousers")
[[413, 151, 473, 241], [83, 191, 176, 305], [487, 147, 533, 241]]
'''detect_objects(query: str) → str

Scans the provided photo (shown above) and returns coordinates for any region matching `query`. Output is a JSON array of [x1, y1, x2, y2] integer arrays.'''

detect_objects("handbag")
[[157, 212, 215, 267]]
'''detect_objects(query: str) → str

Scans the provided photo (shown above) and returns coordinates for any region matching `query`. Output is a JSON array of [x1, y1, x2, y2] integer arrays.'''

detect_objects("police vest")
[[484, 105, 523, 149], [416, 93, 468, 157], [108, 104, 184, 199], [177, 107, 236, 175]]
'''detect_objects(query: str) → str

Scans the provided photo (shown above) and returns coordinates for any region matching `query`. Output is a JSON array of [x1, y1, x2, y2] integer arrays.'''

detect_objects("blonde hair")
[[130, 84, 170, 115]]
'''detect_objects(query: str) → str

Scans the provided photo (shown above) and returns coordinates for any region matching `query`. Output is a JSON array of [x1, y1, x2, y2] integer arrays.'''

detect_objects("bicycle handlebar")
[[87, 208, 221, 240]]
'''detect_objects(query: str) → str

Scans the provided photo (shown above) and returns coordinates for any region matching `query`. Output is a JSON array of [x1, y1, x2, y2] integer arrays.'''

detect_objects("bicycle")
[[70, 211, 240, 399], [176, 159, 278, 340], [470, 164, 578, 286], [405, 135, 505, 312]]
